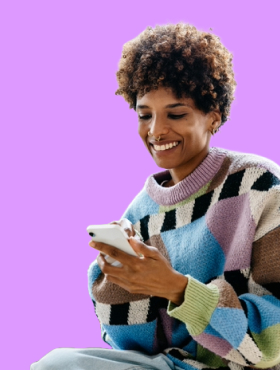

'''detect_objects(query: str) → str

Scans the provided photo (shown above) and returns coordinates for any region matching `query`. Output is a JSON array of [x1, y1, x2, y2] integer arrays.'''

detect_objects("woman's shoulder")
[[222, 148, 280, 179]]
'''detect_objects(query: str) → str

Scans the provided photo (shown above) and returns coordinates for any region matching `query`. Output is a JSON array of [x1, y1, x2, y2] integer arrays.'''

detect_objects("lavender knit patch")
[[194, 332, 233, 357], [206, 193, 256, 271]]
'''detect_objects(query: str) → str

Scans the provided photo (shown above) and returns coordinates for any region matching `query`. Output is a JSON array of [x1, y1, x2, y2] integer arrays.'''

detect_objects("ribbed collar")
[[145, 147, 227, 206]]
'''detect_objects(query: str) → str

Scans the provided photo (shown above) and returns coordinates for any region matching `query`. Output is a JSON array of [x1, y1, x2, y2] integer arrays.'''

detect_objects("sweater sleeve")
[[167, 183, 280, 369]]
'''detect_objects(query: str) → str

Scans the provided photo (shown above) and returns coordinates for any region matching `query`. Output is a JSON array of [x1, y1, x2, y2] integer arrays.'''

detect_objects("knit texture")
[[88, 147, 280, 370]]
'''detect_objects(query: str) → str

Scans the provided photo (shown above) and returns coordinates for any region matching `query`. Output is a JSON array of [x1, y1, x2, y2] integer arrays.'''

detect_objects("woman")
[[31, 23, 280, 370]]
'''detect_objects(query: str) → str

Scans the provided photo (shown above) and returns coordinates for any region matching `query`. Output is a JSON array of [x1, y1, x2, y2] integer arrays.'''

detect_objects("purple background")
[[1, 1, 279, 368]]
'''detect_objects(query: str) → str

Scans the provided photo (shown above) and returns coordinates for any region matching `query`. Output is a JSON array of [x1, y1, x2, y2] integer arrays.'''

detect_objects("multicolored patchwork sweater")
[[88, 147, 280, 370]]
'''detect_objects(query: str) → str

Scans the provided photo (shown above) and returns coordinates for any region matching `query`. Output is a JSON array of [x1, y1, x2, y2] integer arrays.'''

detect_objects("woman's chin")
[[152, 158, 179, 170]]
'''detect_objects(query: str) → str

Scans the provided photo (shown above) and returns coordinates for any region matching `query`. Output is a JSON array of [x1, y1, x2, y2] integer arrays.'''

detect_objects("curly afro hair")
[[115, 23, 237, 125]]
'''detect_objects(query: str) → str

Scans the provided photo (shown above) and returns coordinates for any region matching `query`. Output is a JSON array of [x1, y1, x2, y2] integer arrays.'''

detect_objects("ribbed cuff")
[[167, 275, 219, 336]]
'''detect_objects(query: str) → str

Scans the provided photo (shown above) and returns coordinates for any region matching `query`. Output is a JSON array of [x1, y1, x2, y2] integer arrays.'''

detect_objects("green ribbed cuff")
[[167, 275, 220, 336]]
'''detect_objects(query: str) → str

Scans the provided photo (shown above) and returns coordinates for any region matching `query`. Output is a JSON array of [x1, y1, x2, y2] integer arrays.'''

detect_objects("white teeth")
[[154, 142, 179, 151]]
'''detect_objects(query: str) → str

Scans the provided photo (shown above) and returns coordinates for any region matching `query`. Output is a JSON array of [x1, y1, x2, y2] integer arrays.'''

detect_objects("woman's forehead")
[[136, 87, 195, 109]]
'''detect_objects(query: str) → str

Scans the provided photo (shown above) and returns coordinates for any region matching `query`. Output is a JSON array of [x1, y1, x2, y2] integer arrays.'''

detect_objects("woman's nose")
[[149, 116, 169, 138]]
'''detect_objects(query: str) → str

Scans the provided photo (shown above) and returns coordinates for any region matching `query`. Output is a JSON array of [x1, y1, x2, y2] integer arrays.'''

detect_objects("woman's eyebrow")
[[136, 103, 191, 109]]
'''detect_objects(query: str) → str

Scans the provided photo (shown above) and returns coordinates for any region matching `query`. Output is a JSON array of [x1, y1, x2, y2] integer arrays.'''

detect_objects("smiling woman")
[[136, 88, 221, 185], [31, 23, 280, 370]]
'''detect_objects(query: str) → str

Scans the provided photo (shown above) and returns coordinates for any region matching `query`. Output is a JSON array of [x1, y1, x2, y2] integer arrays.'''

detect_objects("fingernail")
[[89, 241, 95, 247]]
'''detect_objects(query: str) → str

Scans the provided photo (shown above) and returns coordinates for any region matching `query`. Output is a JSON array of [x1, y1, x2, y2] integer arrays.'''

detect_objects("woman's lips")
[[150, 141, 181, 155]]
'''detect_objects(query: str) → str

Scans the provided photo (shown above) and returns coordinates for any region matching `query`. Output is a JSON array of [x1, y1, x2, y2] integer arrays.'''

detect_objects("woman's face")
[[136, 87, 221, 182]]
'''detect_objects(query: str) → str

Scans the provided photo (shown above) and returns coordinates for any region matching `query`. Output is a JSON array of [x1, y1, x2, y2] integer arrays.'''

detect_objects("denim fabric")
[[30, 348, 184, 370]]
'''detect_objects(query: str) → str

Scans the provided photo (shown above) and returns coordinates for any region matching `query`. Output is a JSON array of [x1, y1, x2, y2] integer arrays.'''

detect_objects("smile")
[[153, 142, 179, 151]]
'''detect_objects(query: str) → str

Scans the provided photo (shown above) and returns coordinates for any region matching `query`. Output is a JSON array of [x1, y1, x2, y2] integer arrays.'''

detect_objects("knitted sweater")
[[88, 147, 280, 370]]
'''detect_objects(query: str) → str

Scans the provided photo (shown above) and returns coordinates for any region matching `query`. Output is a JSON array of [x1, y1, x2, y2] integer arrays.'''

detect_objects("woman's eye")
[[169, 114, 187, 120], [138, 114, 187, 120], [138, 115, 151, 120]]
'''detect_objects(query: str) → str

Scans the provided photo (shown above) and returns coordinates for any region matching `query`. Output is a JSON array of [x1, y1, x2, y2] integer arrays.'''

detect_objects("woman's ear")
[[209, 110, 222, 131]]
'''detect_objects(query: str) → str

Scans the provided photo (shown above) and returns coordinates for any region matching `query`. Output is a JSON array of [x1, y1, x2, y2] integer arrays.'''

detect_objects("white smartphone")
[[86, 224, 138, 266]]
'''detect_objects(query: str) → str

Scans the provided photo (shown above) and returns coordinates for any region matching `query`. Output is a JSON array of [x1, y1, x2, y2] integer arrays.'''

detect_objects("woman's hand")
[[90, 236, 188, 306]]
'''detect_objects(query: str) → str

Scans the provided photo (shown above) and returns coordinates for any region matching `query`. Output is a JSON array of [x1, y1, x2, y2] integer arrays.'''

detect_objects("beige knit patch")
[[238, 167, 266, 196], [182, 359, 217, 369], [226, 151, 280, 177], [133, 220, 141, 234], [248, 276, 272, 296], [95, 301, 111, 325], [211, 279, 242, 309], [175, 199, 195, 228], [252, 225, 280, 285], [127, 298, 150, 325], [252, 186, 280, 242], [237, 334, 262, 364], [240, 268, 250, 279], [147, 212, 165, 238], [224, 348, 247, 366], [92, 274, 149, 305]]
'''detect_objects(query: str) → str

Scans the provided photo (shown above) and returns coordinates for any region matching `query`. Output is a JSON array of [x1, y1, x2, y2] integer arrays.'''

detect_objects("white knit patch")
[[209, 181, 226, 207], [237, 334, 262, 364], [240, 268, 250, 279], [239, 167, 266, 196], [248, 276, 272, 296], [127, 298, 150, 325], [148, 213, 165, 238], [224, 348, 247, 366], [182, 359, 215, 369], [249, 189, 269, 227], [252, 185, 280, 241], [175, 200, 195, 228], [95, 302, 111, 325]]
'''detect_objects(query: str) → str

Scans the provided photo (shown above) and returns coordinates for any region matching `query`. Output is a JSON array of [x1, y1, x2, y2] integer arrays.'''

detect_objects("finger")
[[97, 253, 124, 276], [109, 219, 135, 237], [90, 240, 139, 265], [128, 237, 159, 259], [120, 218, 135, 237], [109, 220, 120, 225]]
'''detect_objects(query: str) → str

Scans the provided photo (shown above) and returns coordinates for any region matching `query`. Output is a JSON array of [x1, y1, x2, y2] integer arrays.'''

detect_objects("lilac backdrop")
[[1, 1, 279, 368]]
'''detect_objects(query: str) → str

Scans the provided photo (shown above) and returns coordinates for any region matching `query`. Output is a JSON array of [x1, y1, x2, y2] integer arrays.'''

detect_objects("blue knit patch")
[[240, 294, 280, 334], [171, 320, 191, 347], [122, 190, 160, 224], [204, 324, 224, 339], [103, 320, 157, 355], [87, 261, 102, 301], [210, 307, 247, 348], [161, 216, 225, 282]]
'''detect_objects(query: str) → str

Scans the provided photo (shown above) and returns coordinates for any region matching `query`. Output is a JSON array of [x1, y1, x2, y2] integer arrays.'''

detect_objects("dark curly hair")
[[115, 23, 237, 125]]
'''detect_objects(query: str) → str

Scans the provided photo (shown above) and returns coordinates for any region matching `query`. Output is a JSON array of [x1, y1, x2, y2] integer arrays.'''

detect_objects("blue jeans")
[[30, 348, 184, 370]]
